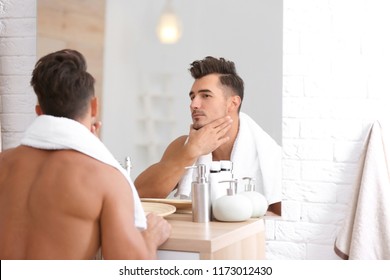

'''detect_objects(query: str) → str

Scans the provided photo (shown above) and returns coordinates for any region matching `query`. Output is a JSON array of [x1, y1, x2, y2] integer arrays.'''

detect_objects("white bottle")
[[220, 160, 233, 176], [213, 179, 252, 222], [219, 160, 233, 195], [209, 161, 223, 205], [240, 177, 268, 217]]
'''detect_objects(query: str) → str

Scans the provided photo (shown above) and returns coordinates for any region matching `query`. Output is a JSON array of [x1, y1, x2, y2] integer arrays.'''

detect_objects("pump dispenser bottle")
[[241, 177, 268, 217], [190, 164, 211, 223], [212, 179, 252, 222]]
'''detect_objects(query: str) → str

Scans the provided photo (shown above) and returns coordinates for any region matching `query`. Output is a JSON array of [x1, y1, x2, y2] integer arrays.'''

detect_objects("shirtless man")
[[0, 49, 171, 259]]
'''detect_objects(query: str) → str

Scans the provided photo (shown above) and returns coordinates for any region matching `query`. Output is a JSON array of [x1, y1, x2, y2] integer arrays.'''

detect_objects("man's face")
[[189, 74, 230, 129]]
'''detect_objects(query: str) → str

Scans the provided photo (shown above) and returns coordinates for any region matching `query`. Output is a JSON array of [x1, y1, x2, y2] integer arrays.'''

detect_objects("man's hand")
[[186, 116, 233, 158], [142, 213, 172, 250]]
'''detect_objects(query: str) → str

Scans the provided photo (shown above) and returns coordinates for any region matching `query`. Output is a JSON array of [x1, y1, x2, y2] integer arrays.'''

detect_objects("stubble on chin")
[[192, 121, 202, 130]]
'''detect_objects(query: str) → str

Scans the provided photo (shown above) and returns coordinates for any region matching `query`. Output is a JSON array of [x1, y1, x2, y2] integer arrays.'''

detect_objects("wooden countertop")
[[159, 213, 265, 259]]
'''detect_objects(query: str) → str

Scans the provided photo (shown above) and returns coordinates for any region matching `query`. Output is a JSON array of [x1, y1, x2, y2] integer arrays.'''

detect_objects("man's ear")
[[35, 105, 43, 116], [91, 97, 98, 118], [228, 95, 241, 112]]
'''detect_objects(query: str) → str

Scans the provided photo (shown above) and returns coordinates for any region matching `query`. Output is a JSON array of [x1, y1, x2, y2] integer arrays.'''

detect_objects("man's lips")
[[192, 112, 205, 118]]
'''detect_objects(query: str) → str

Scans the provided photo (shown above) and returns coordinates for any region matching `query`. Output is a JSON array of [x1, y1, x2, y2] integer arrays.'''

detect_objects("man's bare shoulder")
[[168, 135, 188, 148], [0, 147, 17, 160], [0, 148, 18, 185], [160, 135, 188, 158], [0, 146, 34, 176]]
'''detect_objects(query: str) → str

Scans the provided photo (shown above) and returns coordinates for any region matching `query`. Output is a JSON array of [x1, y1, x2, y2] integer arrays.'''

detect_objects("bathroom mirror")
[[37, 0, 282, 178]]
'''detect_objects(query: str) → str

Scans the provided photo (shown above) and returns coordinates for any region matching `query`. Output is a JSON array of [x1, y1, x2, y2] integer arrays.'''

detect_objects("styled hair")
[[30, 49, 95, 120], [189, 56, 244, 110]]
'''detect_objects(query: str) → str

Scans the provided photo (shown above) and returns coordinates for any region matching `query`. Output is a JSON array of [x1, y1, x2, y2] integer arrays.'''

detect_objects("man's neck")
[[212, 114, 240, 161]]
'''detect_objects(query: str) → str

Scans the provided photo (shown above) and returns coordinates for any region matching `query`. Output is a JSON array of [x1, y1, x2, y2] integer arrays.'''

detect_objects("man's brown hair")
[[31, 49, 95, 119], [189, 56, 244, 110]]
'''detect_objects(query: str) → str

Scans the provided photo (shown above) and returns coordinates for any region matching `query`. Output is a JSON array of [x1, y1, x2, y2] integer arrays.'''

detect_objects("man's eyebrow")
[[189, 89, 213, 96]]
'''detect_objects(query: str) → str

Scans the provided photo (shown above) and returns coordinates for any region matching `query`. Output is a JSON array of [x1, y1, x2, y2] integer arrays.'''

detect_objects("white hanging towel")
[[21, 115, 147, 230], [175, 112, 282, 205], [335, 121, 390, 259]]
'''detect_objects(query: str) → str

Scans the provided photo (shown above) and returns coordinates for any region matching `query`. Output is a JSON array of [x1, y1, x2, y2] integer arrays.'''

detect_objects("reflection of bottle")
[[213, 179, 252, 222], [125, 156, 132, 176], [209, 161, 223, 205], [219, 160, 233, 195], [241, 177, 268, 217], [190, 164, 211, 223], [220, 160, 233, 174]]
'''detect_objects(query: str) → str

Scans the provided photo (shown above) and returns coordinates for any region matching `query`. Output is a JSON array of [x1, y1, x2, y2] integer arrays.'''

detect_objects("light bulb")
[[156, 0, 182, 44]]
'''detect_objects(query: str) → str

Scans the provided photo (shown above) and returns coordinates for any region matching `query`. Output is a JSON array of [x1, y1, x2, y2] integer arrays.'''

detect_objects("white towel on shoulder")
[[334, 120, 390, 259], [175, 112, 282, 205], [21, 115, 147, 230]]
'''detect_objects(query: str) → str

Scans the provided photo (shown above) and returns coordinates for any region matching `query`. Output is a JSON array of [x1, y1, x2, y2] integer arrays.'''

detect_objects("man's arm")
[[135, 116, 233, 198], [100, 172, 171, 259], [134, 136, 196, 198]]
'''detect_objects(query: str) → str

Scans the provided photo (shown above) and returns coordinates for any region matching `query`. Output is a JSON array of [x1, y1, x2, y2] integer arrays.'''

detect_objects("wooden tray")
[[141, 202, 176, 217], [141, 198, 192, 212]]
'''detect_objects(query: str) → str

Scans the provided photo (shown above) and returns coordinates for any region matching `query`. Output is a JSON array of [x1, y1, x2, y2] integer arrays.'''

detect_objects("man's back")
[[0, 145, 120, 259]]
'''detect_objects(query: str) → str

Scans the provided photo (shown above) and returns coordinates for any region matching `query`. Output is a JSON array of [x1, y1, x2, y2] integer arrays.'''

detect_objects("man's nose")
[[190, 97, 200, 109]]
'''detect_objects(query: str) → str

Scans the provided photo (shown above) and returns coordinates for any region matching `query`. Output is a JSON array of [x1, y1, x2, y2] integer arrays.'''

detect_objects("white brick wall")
[[276, 0, 390, 259], [0, 0, 36, 150]]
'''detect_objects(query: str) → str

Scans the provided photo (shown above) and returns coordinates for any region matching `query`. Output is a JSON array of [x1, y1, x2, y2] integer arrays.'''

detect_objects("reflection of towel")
[[175, 112, 282, 205], [334, 121, 390, 259], [21, 115, 146, 230]]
